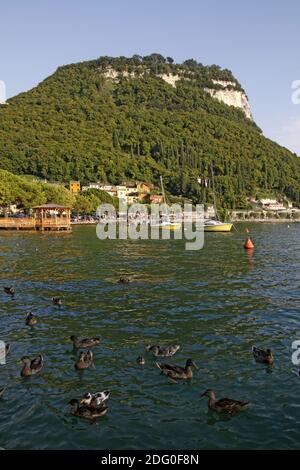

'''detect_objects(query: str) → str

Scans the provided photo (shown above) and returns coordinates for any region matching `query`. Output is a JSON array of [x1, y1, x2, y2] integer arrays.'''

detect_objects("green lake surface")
[[0, 223, 300, 449]]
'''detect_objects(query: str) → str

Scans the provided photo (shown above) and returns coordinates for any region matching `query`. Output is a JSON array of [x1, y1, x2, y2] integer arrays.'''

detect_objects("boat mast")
[[210, 164, 219, 220], [160, 175, 167, 205]]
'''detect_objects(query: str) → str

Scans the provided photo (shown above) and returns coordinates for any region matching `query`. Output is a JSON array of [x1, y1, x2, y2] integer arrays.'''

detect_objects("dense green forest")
[[0, 170, 118, 213], [0, 53, 300, 209]]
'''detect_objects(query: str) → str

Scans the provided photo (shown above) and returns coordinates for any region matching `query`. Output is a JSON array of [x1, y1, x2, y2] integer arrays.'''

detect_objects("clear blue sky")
[[1, 0, 300, 153]]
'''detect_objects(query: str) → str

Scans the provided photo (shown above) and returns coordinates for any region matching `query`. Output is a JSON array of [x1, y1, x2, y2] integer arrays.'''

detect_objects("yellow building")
[[137, 182, 154, 201], [70, 181, 81, 194]]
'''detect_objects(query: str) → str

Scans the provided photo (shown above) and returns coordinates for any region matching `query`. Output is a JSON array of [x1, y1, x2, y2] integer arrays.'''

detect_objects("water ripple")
[[0, 224, 300, 449]]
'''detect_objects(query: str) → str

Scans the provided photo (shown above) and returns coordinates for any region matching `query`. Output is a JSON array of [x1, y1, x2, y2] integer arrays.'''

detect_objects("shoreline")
[[230, 218, 300, 223], [71, 218, 300, 226]]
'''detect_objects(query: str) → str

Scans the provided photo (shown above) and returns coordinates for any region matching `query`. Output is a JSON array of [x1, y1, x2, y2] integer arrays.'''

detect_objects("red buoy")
[[244, 237, 254, 250]]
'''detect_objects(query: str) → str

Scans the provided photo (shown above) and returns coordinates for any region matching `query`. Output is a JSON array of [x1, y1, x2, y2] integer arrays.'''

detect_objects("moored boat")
[[153, 176, 182, 231], [161, 222, 182, 231], [204, 219, 233, 232], [150, 218, 182, 231], [203, 164, 233, 232]]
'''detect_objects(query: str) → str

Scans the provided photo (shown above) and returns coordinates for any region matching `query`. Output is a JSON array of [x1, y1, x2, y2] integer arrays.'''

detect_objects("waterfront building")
[[258, 199, 286, 211], [149, 194, 164, 204], [69, 181, 81, 194], [82, 181, 155, 204]]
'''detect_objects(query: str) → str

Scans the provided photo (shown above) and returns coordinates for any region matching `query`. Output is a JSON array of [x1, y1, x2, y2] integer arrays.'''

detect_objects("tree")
[[183, 58, 198, 68], [143, 53, 166, 64], [0, 180, 13, 207], [41, 183, 75, 206], [73, 195, 92, 213]]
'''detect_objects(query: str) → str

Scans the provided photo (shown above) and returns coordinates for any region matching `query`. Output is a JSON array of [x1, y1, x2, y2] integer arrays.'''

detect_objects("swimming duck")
[[118, 277, 130, 284], [52, 297, 62, 306], [136, 356, 145, 365], [0, 343, 10, 363], [158, 345, 180, 357], [252, 346, 274, 365], [145, 345, 160, 355], [4, 286, 15, 296], [74, 351, 94, 370], [156, 358, 198, 382], [146, 344, 180, 357], [201, 389, 250, 415], [20, 355, 44, 377], [25, 312, 38, 326], [80, 390, 110, 407], [70, 335, 100, 349], [69, 399, 108, 420]]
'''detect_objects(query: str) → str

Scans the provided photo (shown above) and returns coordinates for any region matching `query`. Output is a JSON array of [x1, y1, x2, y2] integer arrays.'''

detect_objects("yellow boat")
[[161, 223, 182, 231], [203, 165, 233, 232], [204, 220, 233, 232], [151, 220, 182, 231], [156, 176, 182, 231]]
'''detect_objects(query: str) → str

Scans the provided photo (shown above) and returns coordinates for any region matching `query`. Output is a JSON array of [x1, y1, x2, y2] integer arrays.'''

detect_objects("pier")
[[0, 204, 71, 231]]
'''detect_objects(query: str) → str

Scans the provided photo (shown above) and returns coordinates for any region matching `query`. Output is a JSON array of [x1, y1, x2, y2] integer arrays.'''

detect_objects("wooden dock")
[[0, 217, 71, 231], [0, 204, 71, 231]]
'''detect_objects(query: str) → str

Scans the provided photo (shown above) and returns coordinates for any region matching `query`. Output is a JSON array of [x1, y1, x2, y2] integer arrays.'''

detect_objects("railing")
[[35, 217, 70, 227], [0, 217, 35, 228], [0, 217, 71, 230]]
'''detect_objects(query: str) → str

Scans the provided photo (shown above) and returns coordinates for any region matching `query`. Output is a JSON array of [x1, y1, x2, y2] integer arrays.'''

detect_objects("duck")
[[136, 356, 145, 365], [118, 277, 130, 284], [52, 297, 62, 306], [70, 335, 100, 349], [74, 351, 94, 370], [69, 399, 108, 420], [156, 358, 198, 382], [0, 387, 6, 399], [25, 312, 38, 326], [158, 345, 180, 357], [80, 390, 110, 407], [4, 286, 15, 296], [145, 344, 160, 355], [20, 355, 44, 377], [0, 344, 10, 363], [201, 389, 249, 415], [252, 345, 274, 365], [146, 344, 180, 357]]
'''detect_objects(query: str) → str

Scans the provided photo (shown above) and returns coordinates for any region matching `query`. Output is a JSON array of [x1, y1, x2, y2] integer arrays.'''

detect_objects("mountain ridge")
[[0, 53, 299, 208]]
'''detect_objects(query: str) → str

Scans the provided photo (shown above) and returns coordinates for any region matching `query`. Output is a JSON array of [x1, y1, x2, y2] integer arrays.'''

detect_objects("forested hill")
[[0, 53, 300, 209]]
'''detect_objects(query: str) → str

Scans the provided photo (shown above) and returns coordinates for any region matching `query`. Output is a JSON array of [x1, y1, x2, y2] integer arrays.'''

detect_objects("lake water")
[[0, 223, 300, 450]]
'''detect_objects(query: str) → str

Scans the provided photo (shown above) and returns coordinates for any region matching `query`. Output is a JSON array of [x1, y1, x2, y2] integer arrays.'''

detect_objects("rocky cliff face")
[[204, 80, 252, 120], [102, 68, 252, 119]]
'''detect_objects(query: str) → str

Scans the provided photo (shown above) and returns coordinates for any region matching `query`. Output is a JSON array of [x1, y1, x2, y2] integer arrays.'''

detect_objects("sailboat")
[[204, 166, 233, 232], [204, 219, 233, 232], [151, 177, 182, 230]]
